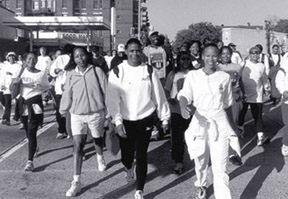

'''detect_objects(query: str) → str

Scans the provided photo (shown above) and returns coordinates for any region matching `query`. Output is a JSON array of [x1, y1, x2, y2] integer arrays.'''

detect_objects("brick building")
[[0, 0, 141, 52]]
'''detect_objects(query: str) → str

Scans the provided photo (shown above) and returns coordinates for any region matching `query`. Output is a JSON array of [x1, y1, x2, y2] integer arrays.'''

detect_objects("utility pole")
[[265, 20, 272, 54], [138, 0, 142, 40], [111, 0, 116, 50]]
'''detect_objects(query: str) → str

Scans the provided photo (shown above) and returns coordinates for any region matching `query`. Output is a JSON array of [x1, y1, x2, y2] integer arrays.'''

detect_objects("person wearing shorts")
[[60, 47, 107, 197]]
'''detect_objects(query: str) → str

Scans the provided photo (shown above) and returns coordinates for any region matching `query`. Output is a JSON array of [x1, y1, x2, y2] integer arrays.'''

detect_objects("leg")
[[73, 135, 87, 175], [3, 94, 11, 122], [209, 132, 231, 199], [55, 95, 67, 138], [250, 103, 263, 133], [171, 113, 190, 173], [0, 92, 5, 107], [281, 104, 288, 146], [237, 102, 248, 127], [133, 115, 154, 191]]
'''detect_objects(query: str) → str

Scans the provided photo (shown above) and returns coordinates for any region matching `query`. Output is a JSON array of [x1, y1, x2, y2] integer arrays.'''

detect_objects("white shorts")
[[70, 111, 105, 138]]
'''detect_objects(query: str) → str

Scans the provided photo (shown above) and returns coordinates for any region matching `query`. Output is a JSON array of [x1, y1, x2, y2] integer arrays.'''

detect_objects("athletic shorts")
[[70, 110, 105, 138]]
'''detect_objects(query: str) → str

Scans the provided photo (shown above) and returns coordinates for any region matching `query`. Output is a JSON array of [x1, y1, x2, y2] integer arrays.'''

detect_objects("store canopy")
[[2, 16, 110, 31]]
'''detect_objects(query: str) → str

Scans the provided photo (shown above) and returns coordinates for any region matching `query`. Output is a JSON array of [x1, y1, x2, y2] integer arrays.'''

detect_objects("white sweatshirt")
[[1, 62, 22, 94], [107, 60, 170, 126], [49, 54, 70, 95], [36, 55, 52, 73]]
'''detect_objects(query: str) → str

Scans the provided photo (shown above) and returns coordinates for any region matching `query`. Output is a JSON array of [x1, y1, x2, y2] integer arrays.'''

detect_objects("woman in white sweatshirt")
[[107, 38, 170, 199], [178, 44, 234, 199]]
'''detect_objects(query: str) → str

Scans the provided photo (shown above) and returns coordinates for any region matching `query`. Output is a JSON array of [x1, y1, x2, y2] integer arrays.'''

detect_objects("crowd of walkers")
[[1, 29, 288, 199]]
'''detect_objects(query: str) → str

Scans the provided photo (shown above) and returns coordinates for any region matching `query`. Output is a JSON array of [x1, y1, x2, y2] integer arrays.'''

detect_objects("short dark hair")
[[125, 38, 142, 49], [202, 43, 220, 55], [255, 44, 263, 52], [272, 44, 279, 49], [220, 46, 233, 55]]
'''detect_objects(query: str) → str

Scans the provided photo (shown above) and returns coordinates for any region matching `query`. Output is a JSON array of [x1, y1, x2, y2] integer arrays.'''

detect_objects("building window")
[[47, 0, 55, 12], [80, 0, 86, 9], [16, 0, 22, 8], [93, 0, 102, 9], [4, 0, 11, 8], [41, 0, 46, 8], [32, 0, 39, 10], [62, 0, 67, 8]]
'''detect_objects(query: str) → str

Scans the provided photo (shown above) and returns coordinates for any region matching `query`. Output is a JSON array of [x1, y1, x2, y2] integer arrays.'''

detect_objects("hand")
[[54, 68, 63, 74], [168, 98, 177, 105], [161, 121, 169, 133], [60, 113, 66, 118], [180, 105, 191, 119], [1, 85, 6, 90], [283, 91, 288, 101], [116, 124, 127, 138]]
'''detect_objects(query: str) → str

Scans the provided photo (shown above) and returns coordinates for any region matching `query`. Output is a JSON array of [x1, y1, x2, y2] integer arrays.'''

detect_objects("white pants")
[[194, 131, 232, 199]]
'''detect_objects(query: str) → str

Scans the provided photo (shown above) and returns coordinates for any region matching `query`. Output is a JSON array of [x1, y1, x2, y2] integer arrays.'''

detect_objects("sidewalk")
[[0, 109, 288, 199]]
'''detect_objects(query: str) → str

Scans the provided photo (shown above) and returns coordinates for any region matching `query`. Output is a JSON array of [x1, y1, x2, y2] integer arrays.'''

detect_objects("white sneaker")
[[282, 145, 288, 157], [257, 135, 269, 146], [24, 160, 34, 172], [125, 162, 135, 182], [97, 154, 107, 172], [134, 190, 144, 199], [66, 181, 81, 197], [56, 133, 68, 139]]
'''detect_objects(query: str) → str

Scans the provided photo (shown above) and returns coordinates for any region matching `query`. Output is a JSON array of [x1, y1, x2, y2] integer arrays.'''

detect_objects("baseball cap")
[[228, 43, 236, 47], [6, 52, 17, 60], [149, 30, 159, 37], [117, 44, 125, 53]]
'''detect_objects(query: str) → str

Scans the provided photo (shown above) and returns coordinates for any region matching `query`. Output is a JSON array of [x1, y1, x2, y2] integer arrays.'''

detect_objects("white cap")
[[117, 44, 125, 52], [6, 52, 17, 60]]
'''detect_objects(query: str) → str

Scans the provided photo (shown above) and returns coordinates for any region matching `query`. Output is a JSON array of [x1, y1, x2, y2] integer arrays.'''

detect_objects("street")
[[0, 102, 287, 199]]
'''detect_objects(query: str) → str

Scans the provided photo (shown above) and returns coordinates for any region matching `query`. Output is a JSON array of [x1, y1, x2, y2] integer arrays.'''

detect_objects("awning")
[[2, 16, 110, 31]]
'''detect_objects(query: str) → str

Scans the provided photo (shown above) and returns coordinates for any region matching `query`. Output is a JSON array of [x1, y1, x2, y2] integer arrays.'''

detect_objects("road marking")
[[0, 121, 55, 163]]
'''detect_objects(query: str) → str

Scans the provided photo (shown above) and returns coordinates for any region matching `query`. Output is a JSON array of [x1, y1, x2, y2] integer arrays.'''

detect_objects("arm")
[[59, 72, 73, 115], [150, 70, 171, 125]]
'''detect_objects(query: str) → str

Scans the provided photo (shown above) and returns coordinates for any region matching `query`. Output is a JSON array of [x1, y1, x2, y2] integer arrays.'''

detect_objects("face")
[[249, 48, 260, 63], [40, 47, 47, 56], [25, 53, 37, 69], [74, 48, 88, 68], [179, 55, 191, 69], [55, 50, 62, 58], [18, 55, 22, 61], [126, 43, 142, 66], [221, 48, 232, 64], [190, 42, 200, 56], [202, 46, 219, 69], [8, 55, 16, 64], [272, 46, 279, 54], [150, 34, 160, 46]]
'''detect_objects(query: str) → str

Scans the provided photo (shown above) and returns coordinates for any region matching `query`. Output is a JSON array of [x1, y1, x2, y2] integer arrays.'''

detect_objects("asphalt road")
[[0, 101, 287, 199]]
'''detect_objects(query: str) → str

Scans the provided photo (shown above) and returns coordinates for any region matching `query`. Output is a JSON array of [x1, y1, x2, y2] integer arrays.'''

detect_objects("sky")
[[146, 0, 288, 41]]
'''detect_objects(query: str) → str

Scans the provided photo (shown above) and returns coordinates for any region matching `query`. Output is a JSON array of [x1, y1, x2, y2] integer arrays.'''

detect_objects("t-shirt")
[[2, 62, 22, 94], [21, 68, 50, 100], [143, 45, 167, 79], [241, 60, 269, 103]]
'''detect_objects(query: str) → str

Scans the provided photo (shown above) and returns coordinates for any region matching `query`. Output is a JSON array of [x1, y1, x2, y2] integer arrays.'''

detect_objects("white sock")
[[73, 175, 81, 182], [257, 132, 264, 138]]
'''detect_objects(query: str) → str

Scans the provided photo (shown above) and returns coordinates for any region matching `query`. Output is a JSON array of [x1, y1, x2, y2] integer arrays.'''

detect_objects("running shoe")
[[173, 163, 184, 174], [56, 133, 68, 139], [66, 181, 81, 197], [257, 135, 270, 146], [97, 154, 107, 172], [229, 154, 242, 166], [282, 144, 288, 157], [195, 186, 207, 199], [24, 160, 34, 172], [134, 190, 144, 199]]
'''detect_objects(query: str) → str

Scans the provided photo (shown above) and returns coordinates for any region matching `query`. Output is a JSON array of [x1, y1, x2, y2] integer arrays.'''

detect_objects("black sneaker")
[[229, 154, 242, 166]]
